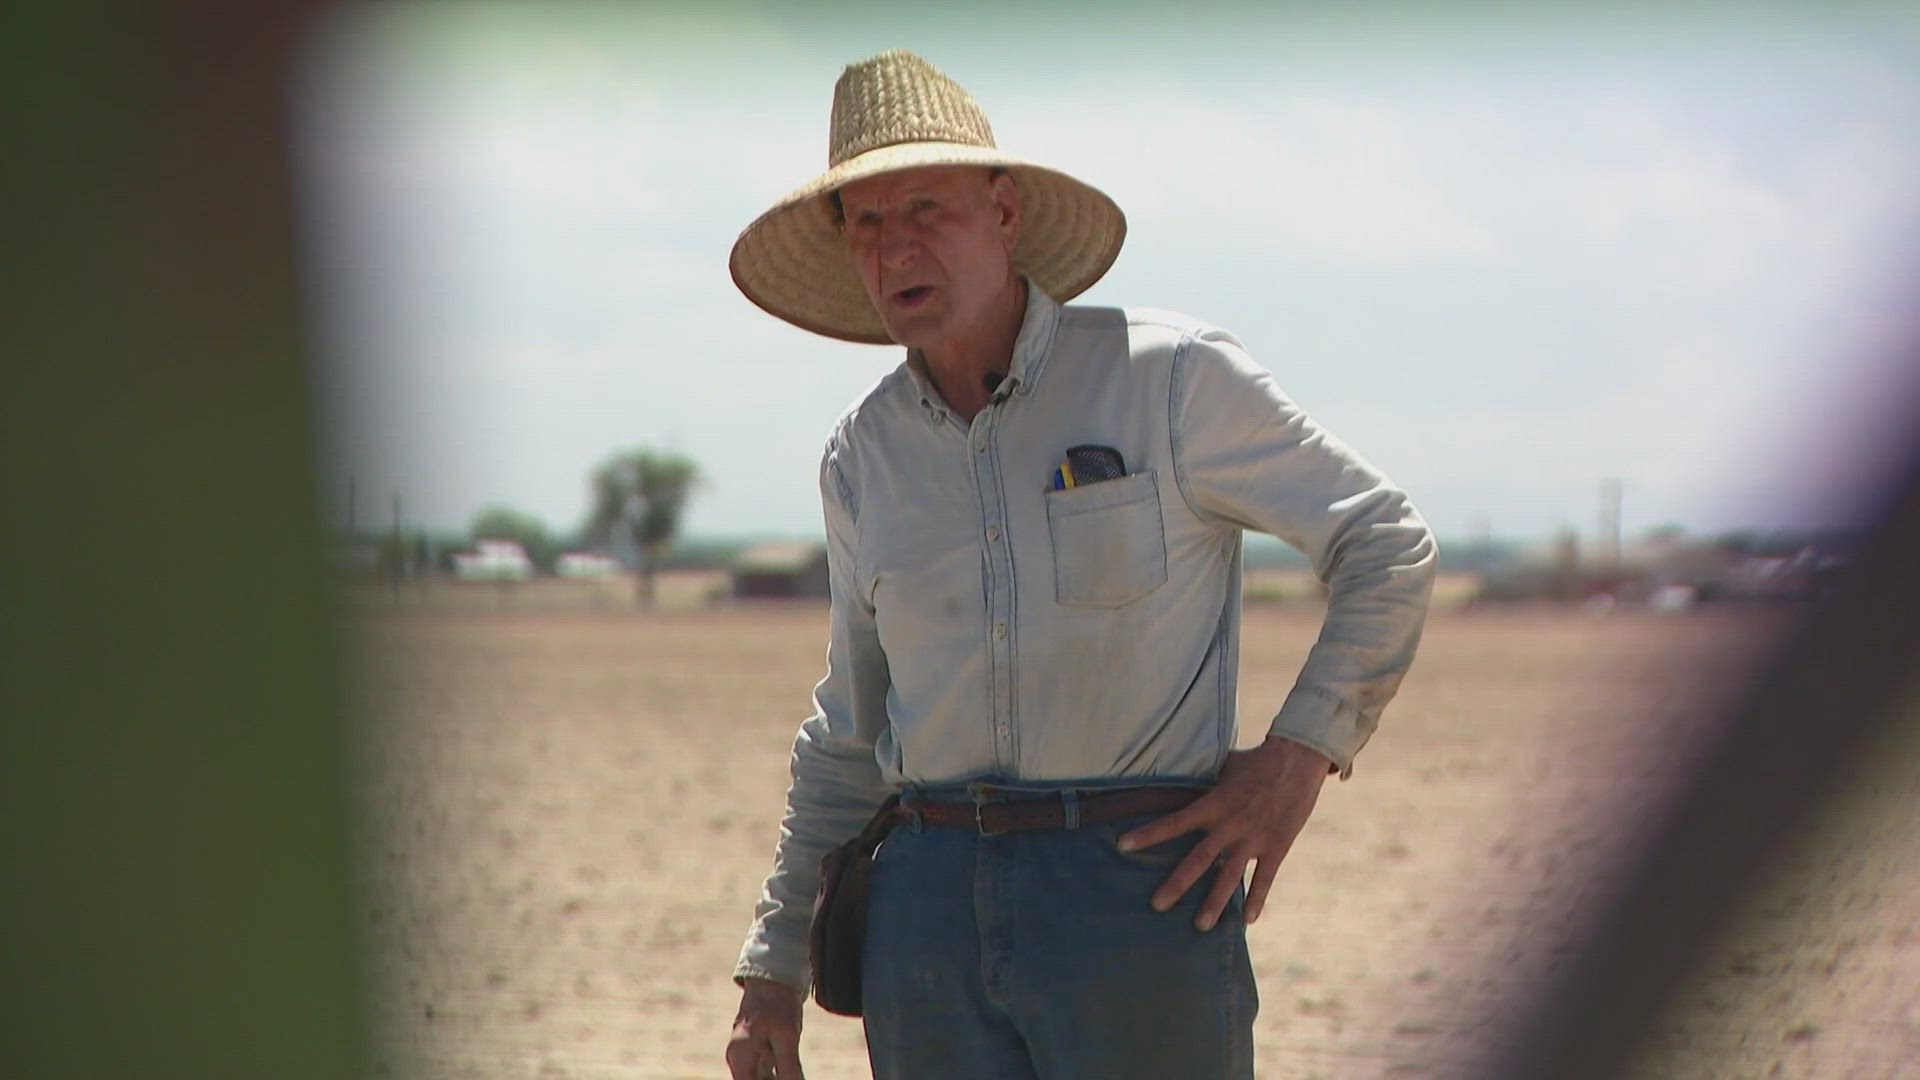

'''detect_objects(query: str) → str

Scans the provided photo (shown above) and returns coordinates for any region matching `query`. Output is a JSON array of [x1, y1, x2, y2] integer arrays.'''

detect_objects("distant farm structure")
[[451, 540, 533, 581], [556, 552, 623, 578], [730, 542, 830, 600], [1471, 529, 1852, 607]]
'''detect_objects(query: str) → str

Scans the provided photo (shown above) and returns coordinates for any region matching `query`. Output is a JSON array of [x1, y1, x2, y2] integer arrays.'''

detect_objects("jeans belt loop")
[[1061, 789, 1081, 830]]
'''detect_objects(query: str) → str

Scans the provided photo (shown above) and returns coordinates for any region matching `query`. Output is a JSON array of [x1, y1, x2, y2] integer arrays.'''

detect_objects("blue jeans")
[[861, 780, 1257, 1079]]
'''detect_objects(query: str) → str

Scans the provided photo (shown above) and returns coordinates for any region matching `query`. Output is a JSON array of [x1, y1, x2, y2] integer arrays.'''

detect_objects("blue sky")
[[297, 2, 1920, 545]]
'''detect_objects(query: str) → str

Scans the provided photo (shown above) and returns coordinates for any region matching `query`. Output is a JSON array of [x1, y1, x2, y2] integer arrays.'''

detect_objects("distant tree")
[[582, 448, 701, 605], [1711, 530, 1761, 558], [469, 505, 559, 573]]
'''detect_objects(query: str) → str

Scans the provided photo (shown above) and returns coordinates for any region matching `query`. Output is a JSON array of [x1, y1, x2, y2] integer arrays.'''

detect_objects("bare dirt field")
[[347, 601, 1918, 1079]]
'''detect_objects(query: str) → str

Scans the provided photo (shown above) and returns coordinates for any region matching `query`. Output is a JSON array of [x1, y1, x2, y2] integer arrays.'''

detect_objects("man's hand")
[[725, 977, 806, 1079], [1117, 736, 1332, 931]]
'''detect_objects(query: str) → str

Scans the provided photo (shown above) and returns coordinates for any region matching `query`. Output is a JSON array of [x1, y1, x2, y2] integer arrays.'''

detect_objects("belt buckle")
[[971, 785, 1009, 837], [974, 801, 1012, 837]]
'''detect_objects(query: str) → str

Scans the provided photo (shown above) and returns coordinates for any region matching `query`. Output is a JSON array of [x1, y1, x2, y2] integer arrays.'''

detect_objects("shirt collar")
[[905, 351, 943, 420], [1005, 277, 1061, 398], [905, 278, 1062, 422]]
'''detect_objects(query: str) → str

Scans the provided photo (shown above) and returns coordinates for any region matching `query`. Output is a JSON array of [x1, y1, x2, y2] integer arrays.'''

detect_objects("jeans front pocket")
[[1045, 470, 1168, 607]]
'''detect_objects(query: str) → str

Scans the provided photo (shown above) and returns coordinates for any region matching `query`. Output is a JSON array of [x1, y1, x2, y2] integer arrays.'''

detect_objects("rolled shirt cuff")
[[1266, 685, 1375, 780], [732, 955, 810, 1000]]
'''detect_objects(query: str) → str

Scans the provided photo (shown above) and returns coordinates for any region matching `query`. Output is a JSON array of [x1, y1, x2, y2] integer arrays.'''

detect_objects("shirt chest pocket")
[[1044, 470, 1169, 607]]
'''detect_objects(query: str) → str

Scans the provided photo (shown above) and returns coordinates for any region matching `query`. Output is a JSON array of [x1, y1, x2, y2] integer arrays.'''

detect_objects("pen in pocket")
[[1051, 460, 1077, 491], [1051, 445, 1127, 491]]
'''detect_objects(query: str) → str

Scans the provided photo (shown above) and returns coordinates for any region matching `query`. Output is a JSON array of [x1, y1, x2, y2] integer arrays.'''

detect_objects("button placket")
[[970, 405, 1016, 770]]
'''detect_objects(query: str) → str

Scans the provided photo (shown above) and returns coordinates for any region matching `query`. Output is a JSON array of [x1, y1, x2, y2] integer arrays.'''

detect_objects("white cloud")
[[1559, 146, 1794, 289], [997, 83, 1499, 265], [1785, 122, 1920, 304]]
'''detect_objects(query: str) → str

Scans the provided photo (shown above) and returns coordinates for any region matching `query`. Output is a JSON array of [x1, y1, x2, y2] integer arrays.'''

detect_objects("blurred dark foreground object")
[[1490, 372, 1920, 1076], [0, 3, 367, 1079]]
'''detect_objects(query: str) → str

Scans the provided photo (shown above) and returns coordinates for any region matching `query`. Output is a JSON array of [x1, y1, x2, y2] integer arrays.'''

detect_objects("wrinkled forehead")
[[833, 164, 999, 212]]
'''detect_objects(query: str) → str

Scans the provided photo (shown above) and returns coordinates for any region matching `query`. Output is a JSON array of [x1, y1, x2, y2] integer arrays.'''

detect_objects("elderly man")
[[724, 51, 1435, 1080]]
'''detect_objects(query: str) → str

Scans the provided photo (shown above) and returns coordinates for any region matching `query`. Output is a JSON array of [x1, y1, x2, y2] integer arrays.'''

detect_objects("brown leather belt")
[[901, 785, 1205, 835]]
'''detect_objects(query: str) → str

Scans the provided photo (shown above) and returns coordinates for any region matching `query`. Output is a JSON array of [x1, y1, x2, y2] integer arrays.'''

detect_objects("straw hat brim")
[[729, 142, 1126, 345]]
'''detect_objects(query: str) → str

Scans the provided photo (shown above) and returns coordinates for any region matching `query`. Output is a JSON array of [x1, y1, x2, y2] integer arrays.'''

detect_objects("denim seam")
[[1222, 879, 1243, 1067], [1167, 328, 1210, 527]]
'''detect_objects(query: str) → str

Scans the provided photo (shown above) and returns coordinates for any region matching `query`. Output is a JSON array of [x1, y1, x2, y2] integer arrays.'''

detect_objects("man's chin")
[[877, 314, 941, 350]]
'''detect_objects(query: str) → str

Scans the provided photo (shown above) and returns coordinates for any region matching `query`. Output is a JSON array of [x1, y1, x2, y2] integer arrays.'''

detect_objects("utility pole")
[[391, 490, 403, 601], [1599, 478, 1624, 571]]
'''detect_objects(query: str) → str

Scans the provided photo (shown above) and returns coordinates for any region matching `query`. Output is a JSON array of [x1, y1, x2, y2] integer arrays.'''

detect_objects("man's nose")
[[877, 218, 917, 269]]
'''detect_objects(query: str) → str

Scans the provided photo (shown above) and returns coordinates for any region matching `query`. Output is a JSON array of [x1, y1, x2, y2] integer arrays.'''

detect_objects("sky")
[[295, 1, 1920, 547]]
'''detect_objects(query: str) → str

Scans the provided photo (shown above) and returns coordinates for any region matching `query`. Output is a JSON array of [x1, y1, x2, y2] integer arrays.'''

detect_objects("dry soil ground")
[[348, 602, 1918, 1079]]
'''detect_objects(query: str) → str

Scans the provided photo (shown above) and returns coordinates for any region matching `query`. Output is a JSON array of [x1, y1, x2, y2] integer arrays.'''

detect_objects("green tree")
[[582, 448, 701, 605], [469, 505, 559, 574]]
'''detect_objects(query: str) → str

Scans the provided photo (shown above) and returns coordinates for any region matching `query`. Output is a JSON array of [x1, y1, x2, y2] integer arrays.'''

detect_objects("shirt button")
[[993, 623, 1007, 640], [986, 527, 1001, 542], [974, 437, 986, 451]]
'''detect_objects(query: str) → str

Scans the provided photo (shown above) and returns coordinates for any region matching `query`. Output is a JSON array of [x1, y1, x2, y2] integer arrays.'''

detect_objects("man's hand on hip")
[[726, 977, 806, 1080], [1116, 735, 1333, 931]]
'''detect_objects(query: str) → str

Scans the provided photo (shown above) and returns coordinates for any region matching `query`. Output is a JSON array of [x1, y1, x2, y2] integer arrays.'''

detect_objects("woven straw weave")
[[730, 51, 1125, 345]]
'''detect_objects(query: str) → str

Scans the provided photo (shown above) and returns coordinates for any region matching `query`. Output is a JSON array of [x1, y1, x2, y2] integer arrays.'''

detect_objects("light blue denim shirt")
[[736, 279, 1436, 993]]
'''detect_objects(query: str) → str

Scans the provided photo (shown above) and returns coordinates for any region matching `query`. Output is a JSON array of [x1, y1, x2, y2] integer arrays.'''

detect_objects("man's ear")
[[991, 171, 1021, 252]]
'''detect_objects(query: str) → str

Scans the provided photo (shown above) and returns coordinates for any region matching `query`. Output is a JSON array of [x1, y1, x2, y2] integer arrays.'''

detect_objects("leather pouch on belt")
[[809, 793, 901, 1017]]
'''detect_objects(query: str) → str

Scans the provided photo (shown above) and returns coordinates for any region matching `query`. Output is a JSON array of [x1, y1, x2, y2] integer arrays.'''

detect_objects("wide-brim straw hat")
[[729, 50, 1127, 345]]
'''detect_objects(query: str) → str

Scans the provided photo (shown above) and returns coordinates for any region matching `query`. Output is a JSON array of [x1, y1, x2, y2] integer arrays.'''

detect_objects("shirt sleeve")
[[1170, 328, 1436, 778], [732, 440, 897, 996]]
